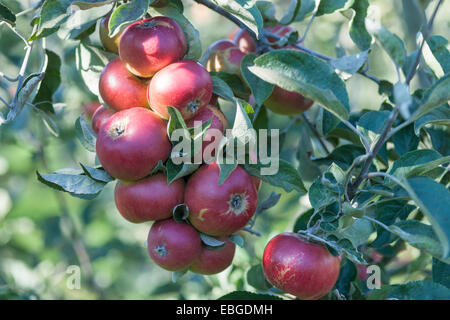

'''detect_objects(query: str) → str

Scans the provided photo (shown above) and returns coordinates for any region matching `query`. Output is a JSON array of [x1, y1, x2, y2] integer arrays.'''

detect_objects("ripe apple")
[[185, 162, 258, 236], [96, 107, 171, 181], [205, 40, 245, 76], [233, 29, 257, 54], [147, 219, 202, 271], [114, 173, 185, 223], [262, 233, 340, 300], [91, 105, 115, 133], [119, 17, 187, 78], [99, 58, 149, 111], [148, 60, 213, 120], [190, 237, 236, 275], [185, 105, 228, 162], [99, 15, 122, 54], [263, 84, 313, 115]]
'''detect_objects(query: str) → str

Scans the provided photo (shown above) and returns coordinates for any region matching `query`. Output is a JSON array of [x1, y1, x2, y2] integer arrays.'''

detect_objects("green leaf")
[[229, 234, 244, 248], [0, 1, 16, 25], [36, 170, 106, 199], [317, 0, 353, 16], [167, 106, 188, 136], [294, 0, 316, 22], [75, 41, 113, 96], [402, 177, 450, 259], [240, 54, 274, 106], [256, 192, 281, 214], [388, 149, 450, 182], [72, 1, 113, 9], [356, 111, 390, 148], [209, 0, 263, 39], [33, 0, 72, 39], [426, 35, 450, 74], [231, 99, 254, 145], [244, 159, 307, 193], [366, 19, 406, 67], [412, 73, 450, 120], [210, 71, 249, 99], [149, 4, 202, 60], [279, 0, 301, 25], [346, 0, 372, 51], [165, 158, 200, 184], [75, 115, 96, 152], [293, 208, 315, 232], [217, 162, 238, 185], [172, 269, 188, 283], [392, 124, 419, 156], [200, 233, 226, 247], [368, 281, 450, 300], [211, 76, 234, 101], [247, 264, 272, 290], [218, 291, 283, 300], [432, 258, 450, 289], [255, 1, 276, 23], [32, 50, 61, 113], [414, 105, 450, 135], [329, 50, 369, 79], [109, 0, 149, 37], [250, 50, 350, 121], [309, 178, 338, 210], [337, 218, 373, 247], [79, 163, 114, 183], [335, 260, 357, 298], [313, 144, 366, 169]]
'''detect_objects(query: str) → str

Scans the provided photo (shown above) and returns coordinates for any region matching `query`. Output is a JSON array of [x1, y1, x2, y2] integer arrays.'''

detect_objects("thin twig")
[[0, 96, 10, 108], [302, 113, 330, 154], [242, 227, 261, 236], [405, 0, 443, 84], [298, 9, 317, 42]]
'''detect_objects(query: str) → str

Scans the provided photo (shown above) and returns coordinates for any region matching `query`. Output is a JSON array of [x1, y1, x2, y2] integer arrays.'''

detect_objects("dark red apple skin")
[[114, 173, 185, 223], [190, 237, 236, 275], [264, 85, 313, 115], [185, 163, 258, 236], [99, 58, 149, 111], [83, 101, 101, 119], [262, 233, 340, 300], [357, 264, 368, 281], [147, 219, 202, 271], [119, 17, 187, 78], [91, 105, 115, 133], [233, 29, 257, 54], [148, 60, 213, 120], [96, 107, 171, 181], [205, 40, 245, 76], [185, 105, 228, 162], [99, 15, 122, 54]]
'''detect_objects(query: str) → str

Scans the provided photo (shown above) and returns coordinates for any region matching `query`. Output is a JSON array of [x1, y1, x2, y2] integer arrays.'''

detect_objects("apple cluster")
[[86, 15, 264, 275]]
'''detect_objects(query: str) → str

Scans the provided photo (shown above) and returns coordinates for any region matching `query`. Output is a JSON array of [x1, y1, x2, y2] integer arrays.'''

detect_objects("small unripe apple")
[[96, 107, 171, 181], [119, 17, 187, 78], [99, 15, 122, 54], [263, 233, 340, 300], [185, 162, 258, 236], [185, 105, 228, 162], [99, 58, 149, 111], [233, 29, 257, 54], [91, 105, 115, 133], [147, 219, 202, 271], [148, 60, 213, 120], [189, 237, 236, 275], [205, 40, 245, 77], [114, 173, 185, 223]]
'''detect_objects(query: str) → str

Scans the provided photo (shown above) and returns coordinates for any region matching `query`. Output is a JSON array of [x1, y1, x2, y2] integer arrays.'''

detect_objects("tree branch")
[[302, 113, 330, 154]]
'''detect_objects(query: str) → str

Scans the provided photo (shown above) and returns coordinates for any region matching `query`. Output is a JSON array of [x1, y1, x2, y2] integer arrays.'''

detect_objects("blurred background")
[[0, 0, 449, 299]]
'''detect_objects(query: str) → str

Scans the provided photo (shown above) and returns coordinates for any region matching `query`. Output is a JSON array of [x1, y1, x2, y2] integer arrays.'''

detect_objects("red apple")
[[185, 162, 258, 236], [263, 233, 340, 300], [99, 58, 149, 111], [96, 107, 171, 181], [99, 15, 122, 54], [119, 17, 187, 77], [185, 105, 228, 162], [264, 84, 314, 115], [148, 60, 213, 120], [147, 219, 202, 271], [114, 173, 185, 223], [91, 105, 115, 133], [190, 237, 236, 275], [205, 40, 245, 76], [233, 29, 257, 54]]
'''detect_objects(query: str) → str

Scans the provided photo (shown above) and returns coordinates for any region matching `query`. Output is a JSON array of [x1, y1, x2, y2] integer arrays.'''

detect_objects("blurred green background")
[[0, 0, 449, 299]]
